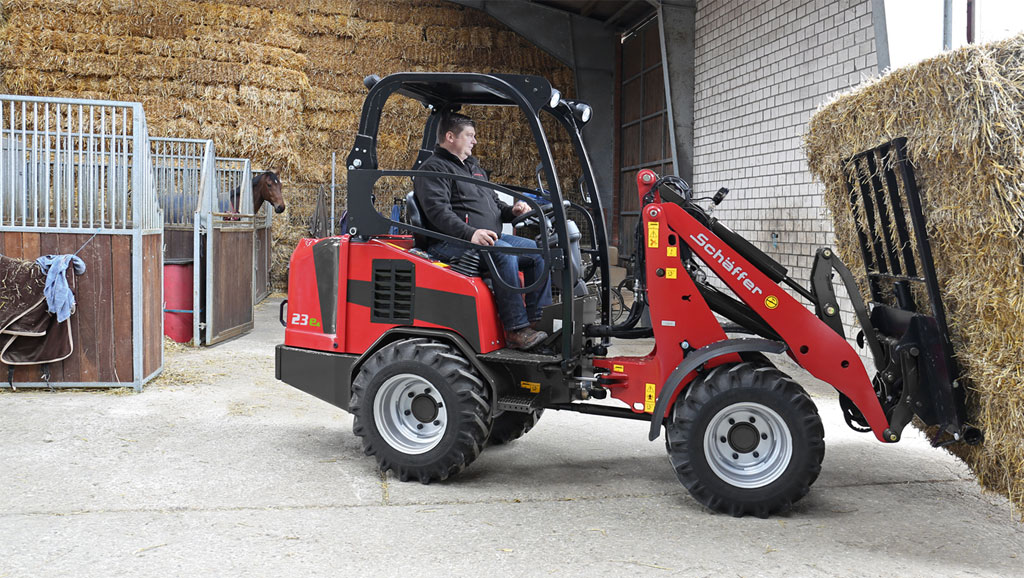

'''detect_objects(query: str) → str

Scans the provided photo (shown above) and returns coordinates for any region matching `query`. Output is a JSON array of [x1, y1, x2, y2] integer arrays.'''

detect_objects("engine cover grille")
[[371, 259, 415, 324]]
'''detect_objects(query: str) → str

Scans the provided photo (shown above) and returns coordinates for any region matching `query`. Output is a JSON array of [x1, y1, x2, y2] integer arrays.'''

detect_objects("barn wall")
[[691, 0, 880, 327]]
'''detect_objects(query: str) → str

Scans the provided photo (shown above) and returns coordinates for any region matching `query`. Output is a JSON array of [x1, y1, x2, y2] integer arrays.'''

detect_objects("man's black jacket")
[[413, 146, 515, 242]]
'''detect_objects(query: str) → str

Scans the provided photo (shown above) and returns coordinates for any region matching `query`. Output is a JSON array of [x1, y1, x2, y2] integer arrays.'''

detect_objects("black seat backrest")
[[405, 192, 430, 249], [405, 191, 483, 275]]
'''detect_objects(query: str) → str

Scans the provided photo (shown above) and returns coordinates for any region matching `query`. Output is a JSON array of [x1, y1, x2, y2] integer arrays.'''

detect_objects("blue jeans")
[[429, 234, 553, 332]]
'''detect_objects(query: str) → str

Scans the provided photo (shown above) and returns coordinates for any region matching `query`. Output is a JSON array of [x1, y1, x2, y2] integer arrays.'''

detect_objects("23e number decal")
[[291, 313, 321, 327]]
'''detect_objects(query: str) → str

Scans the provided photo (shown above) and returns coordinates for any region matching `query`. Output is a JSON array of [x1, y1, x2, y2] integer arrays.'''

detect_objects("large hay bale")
[[0, 0, 577, 290], [805, 34, 1024, 516]]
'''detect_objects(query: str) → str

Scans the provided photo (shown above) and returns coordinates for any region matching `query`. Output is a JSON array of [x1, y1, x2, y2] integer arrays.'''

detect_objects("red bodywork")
[[595, 170, 890, 442], [284, 236, 506, 354]]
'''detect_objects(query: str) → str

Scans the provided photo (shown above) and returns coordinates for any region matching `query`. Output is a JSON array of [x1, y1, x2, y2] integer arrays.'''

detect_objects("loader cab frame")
[[344, 72, 612, 364]]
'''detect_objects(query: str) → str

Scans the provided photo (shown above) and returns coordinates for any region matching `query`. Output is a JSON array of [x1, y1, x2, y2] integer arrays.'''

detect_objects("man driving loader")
[[414, 112, 552, 351]]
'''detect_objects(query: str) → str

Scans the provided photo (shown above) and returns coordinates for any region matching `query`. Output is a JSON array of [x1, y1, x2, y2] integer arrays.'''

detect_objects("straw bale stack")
[[0, 0, 576, 289], [805, 34, 1024, 516]]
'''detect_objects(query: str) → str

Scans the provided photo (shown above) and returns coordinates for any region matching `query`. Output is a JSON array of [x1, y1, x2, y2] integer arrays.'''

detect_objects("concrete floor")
[[1, 298, 1021, 577]]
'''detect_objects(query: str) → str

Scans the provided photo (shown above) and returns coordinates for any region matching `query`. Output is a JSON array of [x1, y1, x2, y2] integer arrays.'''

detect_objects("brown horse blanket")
[[0, 254, 73, 366]]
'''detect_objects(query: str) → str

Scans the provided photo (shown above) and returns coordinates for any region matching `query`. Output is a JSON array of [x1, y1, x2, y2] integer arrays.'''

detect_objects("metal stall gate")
[[252, 174, 273, 303], [209, 157, 254, 344], [0, 95, 163, 390], [217, 158, 272, 303], [153, 139, 256, 346], [152, 137, 211, 346]]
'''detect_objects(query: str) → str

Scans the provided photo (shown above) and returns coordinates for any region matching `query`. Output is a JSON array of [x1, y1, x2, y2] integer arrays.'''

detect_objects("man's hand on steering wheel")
[[510, 202, 555, 227], [471, 229, 499, 246], [511, 201, 530, 216]]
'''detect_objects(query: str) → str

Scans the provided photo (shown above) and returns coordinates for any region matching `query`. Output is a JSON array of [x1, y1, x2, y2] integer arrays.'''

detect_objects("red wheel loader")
[[275, 72, 981, 517]]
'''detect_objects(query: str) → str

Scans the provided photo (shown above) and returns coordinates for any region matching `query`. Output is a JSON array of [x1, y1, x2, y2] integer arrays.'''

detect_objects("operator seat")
[[405, 191, 483, 276], [404, 191, 430, 249]]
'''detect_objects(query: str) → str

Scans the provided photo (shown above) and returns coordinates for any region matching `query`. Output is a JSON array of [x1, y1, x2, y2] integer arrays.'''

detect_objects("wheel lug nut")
[[720, 436, 727, 443], [728, 418, 735, 425], [753, 451, 760, 458], [408, 392, 415, 398], [417, 424, 424, 430], [732, 453, 739, 460], [749, 417, 756, 423], [425, 388, 432, 394], [433, 420, 440, 426], [404, 410, 411, 416], [761, 433, 768, 440]]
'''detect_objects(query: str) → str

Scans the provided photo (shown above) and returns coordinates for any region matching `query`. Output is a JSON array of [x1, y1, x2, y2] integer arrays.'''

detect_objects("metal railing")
[[151, 137, 215, 228], [214, 157, 253, 215], [0, 94, 159, 231]]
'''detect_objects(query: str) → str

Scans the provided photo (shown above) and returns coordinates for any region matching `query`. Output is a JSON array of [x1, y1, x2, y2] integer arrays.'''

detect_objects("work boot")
[[506, 327, 547, 350]]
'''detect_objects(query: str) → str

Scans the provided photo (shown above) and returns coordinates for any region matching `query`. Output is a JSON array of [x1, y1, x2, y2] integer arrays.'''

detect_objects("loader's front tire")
[[666, 362, 825, 517], [487, 409, 543, 446], [350, 338, 492, 483]]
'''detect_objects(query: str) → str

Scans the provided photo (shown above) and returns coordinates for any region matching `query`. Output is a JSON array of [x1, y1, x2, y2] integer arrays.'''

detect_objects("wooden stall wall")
[[164, 229, 194, 263], [209, 227, 255, 344], [0, 231, 149, 386]]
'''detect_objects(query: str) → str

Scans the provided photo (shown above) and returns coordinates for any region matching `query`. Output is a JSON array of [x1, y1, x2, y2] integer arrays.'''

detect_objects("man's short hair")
[[437, 112, 475, 144]]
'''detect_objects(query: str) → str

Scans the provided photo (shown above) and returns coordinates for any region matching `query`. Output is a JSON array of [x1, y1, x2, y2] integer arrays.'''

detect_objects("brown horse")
[[230, 171, 285, 215]]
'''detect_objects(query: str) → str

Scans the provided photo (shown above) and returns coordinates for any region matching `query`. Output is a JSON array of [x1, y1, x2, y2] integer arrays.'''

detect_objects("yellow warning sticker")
[[520, 381, 540, 393], [667, 247, 678, 257], [613, 364, 624, 373], [644, 383, 656, 413], [647, 222, 659, 248], [666, 268, 677, 279], [765, 295, 780, 310]]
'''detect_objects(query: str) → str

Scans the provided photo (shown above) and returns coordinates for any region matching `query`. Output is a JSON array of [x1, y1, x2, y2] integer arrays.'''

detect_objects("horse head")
[[254, 171, 285, 214]]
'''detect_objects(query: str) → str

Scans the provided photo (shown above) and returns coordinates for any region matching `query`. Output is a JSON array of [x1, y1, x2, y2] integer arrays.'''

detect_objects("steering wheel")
[[510, 202, 556, 227]]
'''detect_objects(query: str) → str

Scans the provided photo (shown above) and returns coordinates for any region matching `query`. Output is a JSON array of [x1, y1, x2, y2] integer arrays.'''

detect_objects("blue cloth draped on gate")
[[34, 255, 87, 323]]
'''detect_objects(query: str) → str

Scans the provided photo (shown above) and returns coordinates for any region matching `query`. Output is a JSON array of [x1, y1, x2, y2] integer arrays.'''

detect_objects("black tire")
[[666, 362, 825, 517], [487, 409, 543, 445], [615, 277, 637, 322], [616, 276, 636, 304], [350, 338, 492, 483]]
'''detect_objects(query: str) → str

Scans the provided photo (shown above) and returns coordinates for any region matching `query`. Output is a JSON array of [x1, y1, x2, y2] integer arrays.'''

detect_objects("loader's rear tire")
[[487, 409, 543, 446], [350, 338, 492, 483], [666, 362, 824, 517]]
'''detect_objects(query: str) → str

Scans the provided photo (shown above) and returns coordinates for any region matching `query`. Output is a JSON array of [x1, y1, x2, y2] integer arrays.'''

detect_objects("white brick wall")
[[692, 0, 878, 346]]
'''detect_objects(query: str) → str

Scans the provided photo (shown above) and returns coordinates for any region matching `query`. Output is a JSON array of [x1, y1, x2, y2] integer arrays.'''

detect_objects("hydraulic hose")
[[612, 219, 647, 332]]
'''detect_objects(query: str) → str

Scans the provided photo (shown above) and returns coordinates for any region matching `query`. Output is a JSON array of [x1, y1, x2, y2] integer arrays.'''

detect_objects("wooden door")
[[617, 20, 673, 264]]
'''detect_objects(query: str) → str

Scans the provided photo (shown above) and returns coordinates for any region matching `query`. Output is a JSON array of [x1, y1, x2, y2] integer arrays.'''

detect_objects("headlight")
[[578, 103, 592, 123], [548, 89, 561, 109], [567, 100, 593, 125]]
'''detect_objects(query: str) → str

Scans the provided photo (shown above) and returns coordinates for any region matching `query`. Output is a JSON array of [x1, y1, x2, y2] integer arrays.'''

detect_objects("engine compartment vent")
[[371, 259, 415, 324]]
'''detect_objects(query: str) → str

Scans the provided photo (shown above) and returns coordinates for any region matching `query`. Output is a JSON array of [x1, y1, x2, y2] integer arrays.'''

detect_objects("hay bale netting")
[[0, 0, 578, 290], [804, 34, 1024, 516]]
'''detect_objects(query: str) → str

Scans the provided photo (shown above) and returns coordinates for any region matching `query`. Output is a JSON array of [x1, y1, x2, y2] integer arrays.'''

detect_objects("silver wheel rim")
[[703, 402, 792, 488], [373, 374, 446, 455]]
